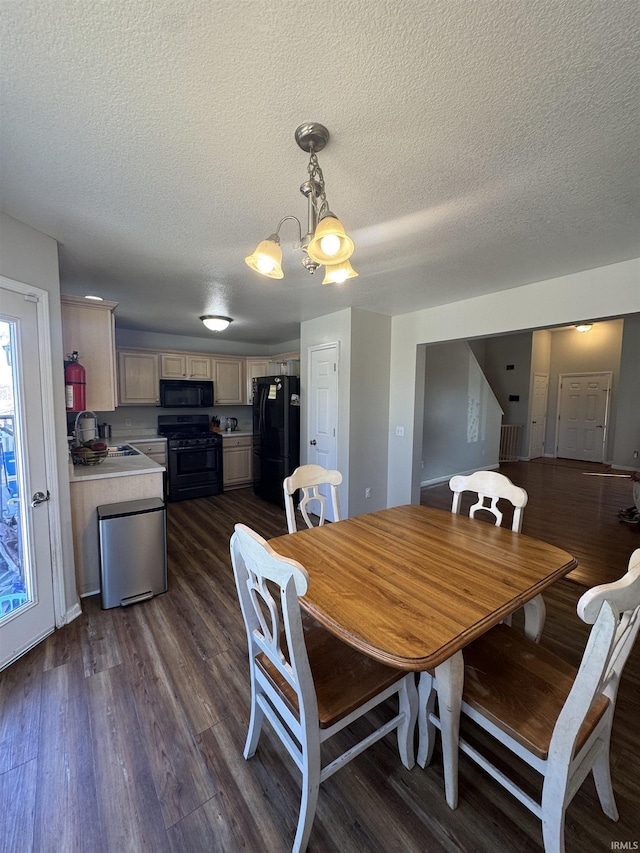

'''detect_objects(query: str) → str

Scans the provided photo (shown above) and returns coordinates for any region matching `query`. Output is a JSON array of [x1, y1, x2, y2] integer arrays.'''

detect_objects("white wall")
[[0, 213, 79, 616], [299, 307, 392, 518], [480, 333, 533, 455], [388, 258, 640, 507]]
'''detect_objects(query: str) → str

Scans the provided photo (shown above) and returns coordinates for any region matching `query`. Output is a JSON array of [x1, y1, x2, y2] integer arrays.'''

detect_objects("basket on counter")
[[71, 446, 108, 466]]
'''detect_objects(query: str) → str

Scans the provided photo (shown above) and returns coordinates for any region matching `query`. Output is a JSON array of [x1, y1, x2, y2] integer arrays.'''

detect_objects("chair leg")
[[523, 594, 546, 643], [243, 685, 265, 759], [541, 778, 568, 853], [591, 738, 619, 820], [417, 671, 437, 768], [396, 674, 418, 769], [293, 734, 321, 853]]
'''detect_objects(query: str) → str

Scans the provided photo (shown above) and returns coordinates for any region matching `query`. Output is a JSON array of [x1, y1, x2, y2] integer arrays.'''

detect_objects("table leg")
[[434, 651, 464, 810]]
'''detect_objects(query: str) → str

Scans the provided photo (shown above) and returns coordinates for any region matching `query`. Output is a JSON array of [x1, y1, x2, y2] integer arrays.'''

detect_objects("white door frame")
[[554, 371, 612, 463], [1, 276, 66, 641]]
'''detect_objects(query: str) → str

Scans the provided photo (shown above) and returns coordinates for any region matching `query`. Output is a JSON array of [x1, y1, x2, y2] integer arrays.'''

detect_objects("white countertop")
[[221, 431, 254, 438], [111, 433, 167, 444], [69, 452, 165, 482]]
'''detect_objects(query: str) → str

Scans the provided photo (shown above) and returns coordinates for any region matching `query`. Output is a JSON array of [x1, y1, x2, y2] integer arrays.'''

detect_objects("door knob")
[[31, 490, 51, 507], [310, 439, 317, 445]]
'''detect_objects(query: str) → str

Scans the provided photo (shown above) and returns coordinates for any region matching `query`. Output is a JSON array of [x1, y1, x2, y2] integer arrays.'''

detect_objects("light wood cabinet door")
[[117, 351, 159, 405], [223, 435, 252, 488], [160, 354, 187, 378], [128, 439, 167, 467], [213, 358, 245, 405], [245, 358, 271, 404], [61, 295, 118, 412], [187, 355, 213, 380], [160, 353, 213, 380]]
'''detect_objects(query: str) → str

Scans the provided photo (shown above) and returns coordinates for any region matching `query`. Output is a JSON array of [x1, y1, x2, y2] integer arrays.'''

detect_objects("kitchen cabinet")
[[127, 438, 167, 467], [213, 357, 245, 405], [245, 357, 271, 404], [160, 353, 213, 380], [61, 295, 118, 412], [222, 434, 252, 489], [118, 350, 159, 405]]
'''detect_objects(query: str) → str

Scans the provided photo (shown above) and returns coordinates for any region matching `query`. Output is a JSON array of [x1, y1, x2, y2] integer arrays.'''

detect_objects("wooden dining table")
[[269, 503, 577, 809]]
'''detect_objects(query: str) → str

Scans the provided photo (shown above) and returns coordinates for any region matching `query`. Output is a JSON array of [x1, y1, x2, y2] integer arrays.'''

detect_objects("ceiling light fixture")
[[201, 315, 232, 332], [575, 324, 593, 332], [245, 123, 357, 284]]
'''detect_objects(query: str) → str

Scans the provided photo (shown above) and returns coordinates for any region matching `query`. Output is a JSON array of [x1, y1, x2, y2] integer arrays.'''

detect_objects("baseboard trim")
[[421, 462, 499, 489]]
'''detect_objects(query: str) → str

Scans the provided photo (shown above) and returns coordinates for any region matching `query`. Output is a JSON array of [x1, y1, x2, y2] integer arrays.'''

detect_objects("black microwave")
[[159, 379, 214, 408]]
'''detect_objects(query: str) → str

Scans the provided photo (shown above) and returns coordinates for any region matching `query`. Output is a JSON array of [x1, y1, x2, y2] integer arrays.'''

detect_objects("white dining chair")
[[449, 469, 545, 642], [418, 547, 640, 853], [283, 464, 343, 534], [230, 523, 417, 853]]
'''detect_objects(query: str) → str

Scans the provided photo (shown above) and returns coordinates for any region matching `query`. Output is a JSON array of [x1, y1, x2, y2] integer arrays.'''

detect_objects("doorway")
[[1, 279, 58, 669], [556, 372, 612, 463], [528, 372, 549, 459]]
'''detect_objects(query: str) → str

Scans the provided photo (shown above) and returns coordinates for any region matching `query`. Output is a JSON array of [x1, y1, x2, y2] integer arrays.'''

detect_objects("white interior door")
[[308, 344, 339, 521], [528, 373, 549, 459], [1, 283, 56, 669], [556, 372, 611, 463]]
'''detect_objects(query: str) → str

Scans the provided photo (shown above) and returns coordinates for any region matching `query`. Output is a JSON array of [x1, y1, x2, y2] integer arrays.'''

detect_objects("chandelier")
[[245, 123, 357, 285]]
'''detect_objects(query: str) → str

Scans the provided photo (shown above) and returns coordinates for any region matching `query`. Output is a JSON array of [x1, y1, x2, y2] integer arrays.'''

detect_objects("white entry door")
[[528, 373, 549, 459], [1, 282, 56, 669], [308, 343, 339, 521], [556, 372, 611, 463]]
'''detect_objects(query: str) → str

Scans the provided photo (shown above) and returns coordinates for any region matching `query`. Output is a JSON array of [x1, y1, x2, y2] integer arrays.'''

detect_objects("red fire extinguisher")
[[64, 351, 86, 411]]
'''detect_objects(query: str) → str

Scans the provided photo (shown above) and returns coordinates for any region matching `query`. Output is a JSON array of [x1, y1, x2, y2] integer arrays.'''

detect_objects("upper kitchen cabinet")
[[61, 295, 118, 412], [118, 350, 159, 406], [212, 357, 245, 405], [160, 353, 213, 380], [245, 357, 271, 404]]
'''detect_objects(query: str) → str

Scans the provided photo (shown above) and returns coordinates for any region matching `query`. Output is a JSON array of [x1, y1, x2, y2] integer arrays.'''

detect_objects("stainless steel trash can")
[[97, 497, 167, 609]]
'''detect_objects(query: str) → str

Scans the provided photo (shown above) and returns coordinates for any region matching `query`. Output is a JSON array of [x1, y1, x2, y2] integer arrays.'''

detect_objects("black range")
[[158, 414, 222, 502]]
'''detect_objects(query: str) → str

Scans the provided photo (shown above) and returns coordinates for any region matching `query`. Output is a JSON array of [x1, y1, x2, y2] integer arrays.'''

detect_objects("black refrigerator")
[[253, 375, 300, 507]]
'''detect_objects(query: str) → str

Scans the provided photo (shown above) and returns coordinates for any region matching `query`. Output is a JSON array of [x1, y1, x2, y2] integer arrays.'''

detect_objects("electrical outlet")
[[125, 418, 132, 427], [634, 450, 639, 459], [395, 426, 404, 436], [365, 487, 372, 499]]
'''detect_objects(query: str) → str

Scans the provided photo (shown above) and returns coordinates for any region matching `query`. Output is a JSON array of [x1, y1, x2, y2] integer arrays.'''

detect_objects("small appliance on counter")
[[224, 417, 238, 432], [74, 410, 98, 444]]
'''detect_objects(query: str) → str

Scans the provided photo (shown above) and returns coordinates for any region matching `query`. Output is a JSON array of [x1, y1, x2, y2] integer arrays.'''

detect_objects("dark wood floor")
[[1, 469, 639, 852]]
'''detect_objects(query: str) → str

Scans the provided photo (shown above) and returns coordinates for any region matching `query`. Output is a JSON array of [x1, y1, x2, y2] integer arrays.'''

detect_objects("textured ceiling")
[[1, 0, 639, 345]]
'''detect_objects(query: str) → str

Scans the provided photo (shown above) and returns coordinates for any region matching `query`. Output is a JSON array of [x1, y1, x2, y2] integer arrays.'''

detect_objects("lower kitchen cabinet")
[[222, 434, 252, 489], [127, 438, 167, 467]]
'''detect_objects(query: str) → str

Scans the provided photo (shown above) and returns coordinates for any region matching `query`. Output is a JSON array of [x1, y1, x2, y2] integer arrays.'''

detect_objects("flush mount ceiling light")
[[201, 315, 232, 332], [245, 123, 357, 284], [575, 324, 593, 332]]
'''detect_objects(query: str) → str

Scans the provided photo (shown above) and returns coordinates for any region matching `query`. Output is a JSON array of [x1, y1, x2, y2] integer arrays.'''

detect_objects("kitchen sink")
[[107, 445, 141, 457]]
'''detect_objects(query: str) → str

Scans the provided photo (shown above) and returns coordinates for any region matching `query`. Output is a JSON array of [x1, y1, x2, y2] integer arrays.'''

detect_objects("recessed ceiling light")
[[200, 315, 233, 332], [575, 324, 593, 332], [84, 295, 103, 301]]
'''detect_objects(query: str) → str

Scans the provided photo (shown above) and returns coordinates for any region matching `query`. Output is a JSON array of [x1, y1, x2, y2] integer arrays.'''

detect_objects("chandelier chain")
[[307, 150, 329, 218]]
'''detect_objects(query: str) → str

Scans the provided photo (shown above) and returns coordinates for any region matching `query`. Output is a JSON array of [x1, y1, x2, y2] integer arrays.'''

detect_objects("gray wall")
[[545, 320, 624, 460], [116, 327, 300, 357], [421, 342, 502, 483], [0, 213, 79, 616], [613, 314, 640, 469]]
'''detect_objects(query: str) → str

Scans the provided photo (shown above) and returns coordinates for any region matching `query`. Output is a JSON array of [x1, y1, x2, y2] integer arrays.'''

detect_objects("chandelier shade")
[[244, 236, 284, 279], [307, 215, 354, 265], [322, 259, 358, 285]]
